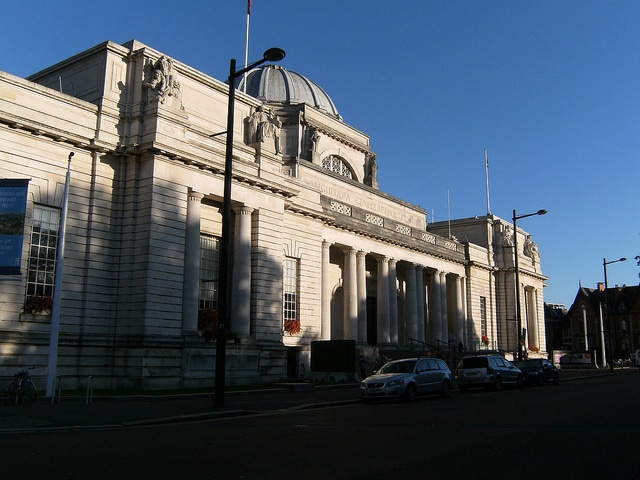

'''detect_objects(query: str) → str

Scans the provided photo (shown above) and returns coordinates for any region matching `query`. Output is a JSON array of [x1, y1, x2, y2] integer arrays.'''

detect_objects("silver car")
[[361, 357, 453, 401], [456, 354, 523, 391]]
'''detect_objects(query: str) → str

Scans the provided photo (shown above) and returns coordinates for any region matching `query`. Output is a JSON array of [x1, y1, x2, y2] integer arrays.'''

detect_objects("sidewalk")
[[0, 383, 362, 434]]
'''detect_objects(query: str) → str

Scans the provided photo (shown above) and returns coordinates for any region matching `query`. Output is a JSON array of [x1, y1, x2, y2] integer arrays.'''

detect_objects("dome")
[[234, 65, 341, 119]]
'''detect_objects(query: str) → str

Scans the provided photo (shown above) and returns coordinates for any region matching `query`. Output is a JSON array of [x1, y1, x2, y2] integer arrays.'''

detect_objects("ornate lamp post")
[[214, 48, 286, 408], [512, 208, 547, 362], [603, 257, 626, 372]]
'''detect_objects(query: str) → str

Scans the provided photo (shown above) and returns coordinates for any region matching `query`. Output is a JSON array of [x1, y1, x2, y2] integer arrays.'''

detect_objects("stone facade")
[[0, 40, 547, 391]]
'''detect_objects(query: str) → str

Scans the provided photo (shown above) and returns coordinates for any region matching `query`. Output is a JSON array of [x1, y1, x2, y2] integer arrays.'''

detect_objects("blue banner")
[[0, 179, 30, 275]]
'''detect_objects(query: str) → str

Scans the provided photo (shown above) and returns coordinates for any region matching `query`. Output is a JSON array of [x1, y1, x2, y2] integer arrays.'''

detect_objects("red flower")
[[284, 319, 301, 335], [198, 307, 236, 342]]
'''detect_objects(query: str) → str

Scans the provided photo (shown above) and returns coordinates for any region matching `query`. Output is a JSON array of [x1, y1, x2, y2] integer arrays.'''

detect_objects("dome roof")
[[234, 65, 341, 119]]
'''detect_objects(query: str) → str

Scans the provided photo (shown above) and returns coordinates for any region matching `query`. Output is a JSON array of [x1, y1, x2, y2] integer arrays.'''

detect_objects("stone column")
[[232, 206, 254, 336], [527, 288, 539, 349], [429, 270, 443, 343], [440, 271, 449, 345], [388, 259, 398, 346], [343, 248, 358, 340], [416, 266, 425, 343], [182, 191, 204, 334], [455, 276, 466, 346], [376, 256, 390, 345], [321, 241, 332, 340], [405, 264, 418, 341], [356, 251, 368, 344]]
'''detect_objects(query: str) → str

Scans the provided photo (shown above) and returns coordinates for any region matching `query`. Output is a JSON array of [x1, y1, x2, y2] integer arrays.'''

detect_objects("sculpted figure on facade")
[[247, 105, 282, 154], [144, 56, 181, 104], [523, 234, 539, 264], [500, 225, 514, 247], [308, 127, 321, 162], [364, 153, 379, 189]]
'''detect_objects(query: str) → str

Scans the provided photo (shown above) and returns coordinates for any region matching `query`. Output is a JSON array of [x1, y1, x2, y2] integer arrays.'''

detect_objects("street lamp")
[[214, 47, 286, 409], [603, 256, 626, 372], [513, 209, 547, 362]]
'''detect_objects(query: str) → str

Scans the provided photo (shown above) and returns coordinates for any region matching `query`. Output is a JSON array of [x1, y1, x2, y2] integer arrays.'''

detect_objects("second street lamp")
[[603, 256, 626, 372], [214, 47, 286, 409], [513, 208, 547, 362]]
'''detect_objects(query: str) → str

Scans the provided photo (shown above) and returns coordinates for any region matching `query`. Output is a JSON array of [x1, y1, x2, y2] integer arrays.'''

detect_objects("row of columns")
[[182, 191, 253, 336], [181, 191, 468, 348], [322, 242, 466, 347]]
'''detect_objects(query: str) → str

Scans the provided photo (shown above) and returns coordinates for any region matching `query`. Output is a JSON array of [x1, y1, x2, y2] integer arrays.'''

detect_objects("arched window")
[[322, 155, 353, 179]]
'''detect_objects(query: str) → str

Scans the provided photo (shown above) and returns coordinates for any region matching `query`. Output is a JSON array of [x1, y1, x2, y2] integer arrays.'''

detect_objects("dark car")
[[516, 358, 560, 385]]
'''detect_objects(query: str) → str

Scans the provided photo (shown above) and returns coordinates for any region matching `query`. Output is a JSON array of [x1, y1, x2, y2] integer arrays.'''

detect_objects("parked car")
[[516, 358, 559, 385], [456, 355, 523, 391], [361, 357, 452, 401]]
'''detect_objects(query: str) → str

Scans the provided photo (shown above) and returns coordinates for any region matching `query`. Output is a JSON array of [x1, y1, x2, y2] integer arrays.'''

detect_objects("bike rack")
[[85, 376, 94, 405], [51, 375, 62, 405]]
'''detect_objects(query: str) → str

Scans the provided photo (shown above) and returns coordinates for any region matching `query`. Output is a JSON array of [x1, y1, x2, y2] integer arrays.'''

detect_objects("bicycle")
[[5, 368, 37, 405]]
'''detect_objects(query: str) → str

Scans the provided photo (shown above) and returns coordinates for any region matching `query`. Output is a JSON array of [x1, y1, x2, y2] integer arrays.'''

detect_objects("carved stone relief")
[[246, 105, 282, 155], [143, 56, 182, 105]]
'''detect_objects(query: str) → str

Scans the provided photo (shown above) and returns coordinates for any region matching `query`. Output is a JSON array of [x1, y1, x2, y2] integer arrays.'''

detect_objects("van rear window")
[[461, 357, 488, 368]]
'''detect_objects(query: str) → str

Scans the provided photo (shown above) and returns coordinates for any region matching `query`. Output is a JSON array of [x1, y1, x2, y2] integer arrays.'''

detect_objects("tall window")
[[25, 205, 60, 301], [283, 257, 299, 334], [480, 296, 487, 336], [199, 235, 220, 309]]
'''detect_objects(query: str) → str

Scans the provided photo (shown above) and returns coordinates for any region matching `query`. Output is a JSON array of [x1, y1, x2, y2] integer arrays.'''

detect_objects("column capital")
[[375, 254, 390, 264], [233, 205, 254, 215], [187, 190, 205, 202]]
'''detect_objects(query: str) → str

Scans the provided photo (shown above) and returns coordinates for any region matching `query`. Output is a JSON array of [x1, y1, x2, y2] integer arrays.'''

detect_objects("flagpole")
[[46, 152, 73, 397], [243, 0, 251, 92], [484, 148, 491, 216], [447, 188, 451, 238]]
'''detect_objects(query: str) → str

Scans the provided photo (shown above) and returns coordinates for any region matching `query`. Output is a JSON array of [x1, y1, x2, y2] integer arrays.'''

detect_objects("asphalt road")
[[2, 372, 639, 480]]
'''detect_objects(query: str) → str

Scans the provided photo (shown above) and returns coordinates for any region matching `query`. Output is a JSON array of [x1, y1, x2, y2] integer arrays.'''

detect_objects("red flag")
[[248, 0, 252, 15]]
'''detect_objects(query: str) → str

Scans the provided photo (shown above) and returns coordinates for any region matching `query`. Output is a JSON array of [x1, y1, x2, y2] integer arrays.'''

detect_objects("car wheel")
[[553, 373, 560, 385], [440, 381, 451, 398], [537, 375, 544, 386], [516, 375, 523, 389], [493, 377, 502, 392], [405, 383, 417, 401]]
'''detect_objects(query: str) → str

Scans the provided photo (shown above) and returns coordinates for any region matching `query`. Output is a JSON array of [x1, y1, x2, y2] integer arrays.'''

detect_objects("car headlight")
[[387, 379, 405, 387]]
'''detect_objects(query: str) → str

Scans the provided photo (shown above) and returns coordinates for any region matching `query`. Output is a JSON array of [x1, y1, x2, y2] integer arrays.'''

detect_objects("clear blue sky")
[[2, 1, 639, 306]]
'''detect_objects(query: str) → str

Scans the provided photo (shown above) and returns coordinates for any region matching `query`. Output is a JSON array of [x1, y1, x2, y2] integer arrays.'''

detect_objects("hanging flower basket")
[[198, 307, 237, 342], [284, 319, 301, 336], [528, 345, 540, 353], [481, 334, 490, 346], [24, 295, 53, 314]]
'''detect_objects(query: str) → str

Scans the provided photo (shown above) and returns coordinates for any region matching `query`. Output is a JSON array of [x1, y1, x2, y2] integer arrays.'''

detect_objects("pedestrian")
[[376, 352, 389, 370], [359, 355, 370, 379]]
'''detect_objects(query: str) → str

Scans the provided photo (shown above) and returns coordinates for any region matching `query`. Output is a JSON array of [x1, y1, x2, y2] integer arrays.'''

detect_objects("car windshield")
[[518, 360, 542, 368], [379, 360, 416, 374]]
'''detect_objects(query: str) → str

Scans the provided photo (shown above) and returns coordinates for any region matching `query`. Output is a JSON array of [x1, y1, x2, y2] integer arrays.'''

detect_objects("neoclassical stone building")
[[0, 40, 547, 390]]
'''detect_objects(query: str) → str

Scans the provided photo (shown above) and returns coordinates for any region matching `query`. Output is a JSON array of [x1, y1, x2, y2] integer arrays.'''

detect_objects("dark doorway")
[[286, 347, 300, 379], [367, 296, 377, 346]]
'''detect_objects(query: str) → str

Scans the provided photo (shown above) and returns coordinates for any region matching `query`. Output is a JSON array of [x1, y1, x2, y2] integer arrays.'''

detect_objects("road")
[[2, 372, 639, 480]]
